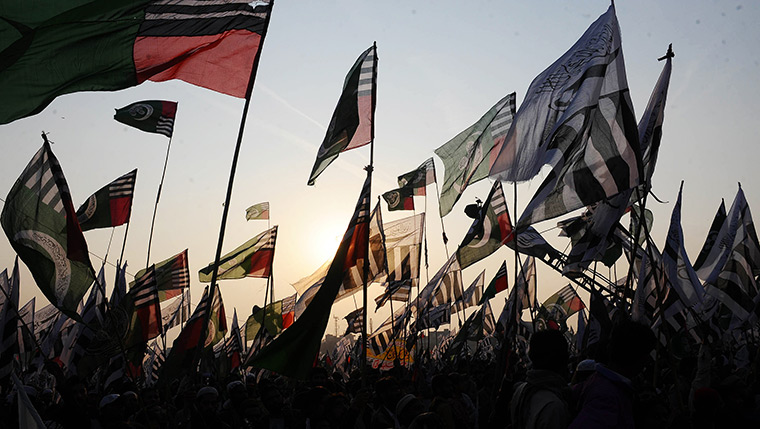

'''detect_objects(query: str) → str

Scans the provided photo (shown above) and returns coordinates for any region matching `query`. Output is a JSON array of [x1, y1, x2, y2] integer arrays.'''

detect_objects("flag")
[[123, 266, 162, 349], [76, 169, 137, 231], [382, 187, 415, 211], [1, 143, 96, 320], [134, 249, 189, 301], [244, 294, 297, 340], [515, 256, 537, 309], [375, 280, 412, 310], [541, 285, 585, 322], [381, 213, 424, 287], [142, 341, 164, 386], [249, 174, 371, 378], [697, 187, 760, 285], [481, 261, 508, 303], [415, 304, 451, 331], [0, 263, 19, 380], [111, 260, 128, 308], [227, 309, 244, 370], [161, 289, 190, 332], [693, 200, 727, 272], [505, 227, 563, 262], [453, 270, 485, 312], [17, 298, 36, 371], [397, 158, 436, 195], [308, 45, 377, 185], [246, 202, 270, 220], [0, 1, 273, 124], [199, 226, 277, 282], [456, 180, 513, 269], [430, 263, 464, 308], [12, 372, 46, 429], [491, 6, 641, 228], [662, 182, 705, 307], [344, 308, 364, 335], [435, 93, 516, 216], [114, 101, 177, 137], [638, 50, 673, 187]]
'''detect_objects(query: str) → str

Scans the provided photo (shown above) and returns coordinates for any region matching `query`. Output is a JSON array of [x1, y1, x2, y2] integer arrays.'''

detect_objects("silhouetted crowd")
[[4, 321, 760, 428]]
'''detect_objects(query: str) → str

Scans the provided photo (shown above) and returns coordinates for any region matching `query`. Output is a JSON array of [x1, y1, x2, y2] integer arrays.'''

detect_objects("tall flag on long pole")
[[250, 174, 371, 378], [490, 6, 641, 227], [76, 169, 137, 231], [434, 93, 516, 217], [456, 180, 513, 269], [0, 1, 273, 124], [308, 45, 377, 185], [114, 101, 177, 137], [199, 226, 277, 282], [1, 141, 96, 321]]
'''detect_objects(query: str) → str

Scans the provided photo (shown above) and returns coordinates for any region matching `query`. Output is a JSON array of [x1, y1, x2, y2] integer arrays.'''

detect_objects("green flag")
[[246, 202, 270, 220], [456, 180, 513, 269], [434, 93, 515, 216], [0, 0, 272, 125], [199, 226, 277, 282], [1, 143, 95, 321]]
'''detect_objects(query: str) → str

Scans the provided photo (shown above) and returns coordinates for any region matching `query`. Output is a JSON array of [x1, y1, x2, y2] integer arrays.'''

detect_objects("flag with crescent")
[[76, 169, 137, 231], [456, 180, 513, 269], [114, 101, 177, 137], [246, 202, 270, 220], [1, 142, 96, 321]]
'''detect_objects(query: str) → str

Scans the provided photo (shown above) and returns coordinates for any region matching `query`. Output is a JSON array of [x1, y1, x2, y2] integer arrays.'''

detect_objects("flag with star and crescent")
[[455, 180, 513, 269]]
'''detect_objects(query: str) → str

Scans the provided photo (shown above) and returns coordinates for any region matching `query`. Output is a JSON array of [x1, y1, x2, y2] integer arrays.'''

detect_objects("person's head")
[[607, 320, 656, 378], [374, 376, 402, 409], [195, 386, 219, 415], [226, 380, 247, 405], [396, 393, 426, 426], [571, 359, 596, 384], [528, 329, 569, 376]]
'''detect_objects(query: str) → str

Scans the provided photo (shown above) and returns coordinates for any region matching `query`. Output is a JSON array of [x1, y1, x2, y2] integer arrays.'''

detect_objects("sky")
[[1, 0, 759, 338]]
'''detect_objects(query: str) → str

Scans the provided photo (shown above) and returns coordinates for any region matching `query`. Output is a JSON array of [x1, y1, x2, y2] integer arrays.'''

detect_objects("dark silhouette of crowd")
[[4, 320, 760, 428]]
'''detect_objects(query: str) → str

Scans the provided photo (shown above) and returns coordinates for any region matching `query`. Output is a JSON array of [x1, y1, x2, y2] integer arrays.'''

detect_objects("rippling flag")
[[76, 169, 137, 231], [114, 101, 177, 137], [0, 0, 273, 124]]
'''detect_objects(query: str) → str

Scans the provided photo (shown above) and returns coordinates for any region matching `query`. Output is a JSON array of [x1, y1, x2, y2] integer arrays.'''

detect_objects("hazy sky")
[[1, 1, 759, 337]]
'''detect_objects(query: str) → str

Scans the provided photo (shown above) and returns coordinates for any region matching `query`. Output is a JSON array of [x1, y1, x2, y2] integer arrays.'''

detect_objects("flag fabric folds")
[[199, 226, 277, 282], [693, 200, 727, 272], [382, 187, 415, 211], [637, 51, 673, 187], [397, 158, 436, 195], [0, 1, 273, 125], [134, 249, 190, 301], [481, 261, 508, 303], [453, 270, 485, 312], [114, 101, 177, 137], [244, 294, 297, 341], [123, 265, 162, 349], [246, 202, 270, 221], [435, 93, 516, 216], [491, 6, 641, 228], [308, 45, 377, 185], [456, 180, 513, 269], [249, 174, 371, 378], [1, 143, 96, 320], [76, 169, 137, 231], [540, 284, 585, 321], [0, 264, 19, 380], [344, 308, 364, 335]]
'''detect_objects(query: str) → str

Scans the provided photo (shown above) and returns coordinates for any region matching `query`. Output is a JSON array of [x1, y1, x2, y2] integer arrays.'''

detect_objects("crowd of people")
[[3, 320, 760, 428]]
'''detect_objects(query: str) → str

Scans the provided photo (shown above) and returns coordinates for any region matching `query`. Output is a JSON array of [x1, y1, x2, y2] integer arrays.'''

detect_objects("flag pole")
[[146, 110, 177, 269], [360, 41, 378, 387], [196, 0, 275, 371]]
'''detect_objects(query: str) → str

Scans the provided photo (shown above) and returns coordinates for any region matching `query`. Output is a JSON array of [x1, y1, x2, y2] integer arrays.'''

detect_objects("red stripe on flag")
[[109, 196, 132, 227], [134, 30, 262, 98], [495, 275, 508, 294], [247, 249, 274, 278]]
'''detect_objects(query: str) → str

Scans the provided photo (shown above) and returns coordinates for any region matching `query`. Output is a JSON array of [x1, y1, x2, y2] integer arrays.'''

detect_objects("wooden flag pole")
[[146, 111, 177, 269], [195, 0, 275, 370]]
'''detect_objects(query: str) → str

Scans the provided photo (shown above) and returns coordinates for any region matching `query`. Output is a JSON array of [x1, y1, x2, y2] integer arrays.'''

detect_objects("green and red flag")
[[76, 169, 137, 231], [133, 249, 189, 301], [1, 143, 96, 321], [308, 45, 377, 185], [434, 93, 516, 216], [122, 265, 162, 349], [114, 101, 176, 137], [540, 284, 585, 321], [244, 293, 296, 342], [397, 158, 436, 196], [382, 186, 415, 211], [246, 202, 270, 221], [456, 180, 514, 269], [481, 261, 508, 303], [198, 226, 277, 282], [0, 0, 273, 125]]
